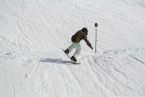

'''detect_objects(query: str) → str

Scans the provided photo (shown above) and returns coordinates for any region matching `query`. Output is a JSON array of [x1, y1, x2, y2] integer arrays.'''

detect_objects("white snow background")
[[0, 0, 145, 97]]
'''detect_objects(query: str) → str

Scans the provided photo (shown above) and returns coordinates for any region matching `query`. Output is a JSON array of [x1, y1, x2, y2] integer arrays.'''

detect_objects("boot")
[[71, 56, 77, 62], [64, 49, 69, 54]]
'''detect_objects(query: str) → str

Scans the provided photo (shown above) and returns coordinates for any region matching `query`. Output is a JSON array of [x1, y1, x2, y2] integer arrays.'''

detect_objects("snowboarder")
[[64, 27, 93, 62]]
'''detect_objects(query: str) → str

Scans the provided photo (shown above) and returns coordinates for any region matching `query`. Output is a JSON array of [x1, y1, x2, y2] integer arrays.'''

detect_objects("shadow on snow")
[[39, 58, 79, 65]]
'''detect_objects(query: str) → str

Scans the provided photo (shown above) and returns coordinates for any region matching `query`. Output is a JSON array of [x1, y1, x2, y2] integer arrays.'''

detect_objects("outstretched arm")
[[83, 36, 93, 49]]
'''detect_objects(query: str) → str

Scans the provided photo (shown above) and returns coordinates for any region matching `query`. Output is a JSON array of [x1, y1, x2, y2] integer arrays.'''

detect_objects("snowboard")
[[62, 49, 80, 64]]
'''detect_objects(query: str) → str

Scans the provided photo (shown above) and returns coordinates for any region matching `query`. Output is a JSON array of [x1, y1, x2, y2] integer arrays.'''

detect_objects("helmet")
[[82, 27, 88, 34]]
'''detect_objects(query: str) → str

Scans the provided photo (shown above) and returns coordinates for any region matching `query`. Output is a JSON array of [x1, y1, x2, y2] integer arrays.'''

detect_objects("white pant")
[[67, 42, 81, 58]]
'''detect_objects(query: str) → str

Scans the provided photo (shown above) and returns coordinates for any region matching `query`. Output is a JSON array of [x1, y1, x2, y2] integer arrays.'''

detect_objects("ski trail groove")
[[129, 54, 145, 66], [84, 56, 112, 96]]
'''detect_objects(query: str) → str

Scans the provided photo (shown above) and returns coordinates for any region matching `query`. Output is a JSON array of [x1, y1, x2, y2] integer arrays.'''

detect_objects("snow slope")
[[0, 0, 145, 97]]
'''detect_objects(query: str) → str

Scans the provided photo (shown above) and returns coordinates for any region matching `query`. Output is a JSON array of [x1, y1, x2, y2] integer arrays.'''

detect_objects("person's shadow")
[[39, 58, 79, 65]]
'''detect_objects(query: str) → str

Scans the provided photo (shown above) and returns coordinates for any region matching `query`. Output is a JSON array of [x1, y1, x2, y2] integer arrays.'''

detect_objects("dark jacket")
[[71, 30, 93, 49]]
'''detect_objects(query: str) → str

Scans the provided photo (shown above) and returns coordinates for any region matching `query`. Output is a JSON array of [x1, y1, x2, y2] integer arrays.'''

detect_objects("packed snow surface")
[[0, 0, 145, 97]]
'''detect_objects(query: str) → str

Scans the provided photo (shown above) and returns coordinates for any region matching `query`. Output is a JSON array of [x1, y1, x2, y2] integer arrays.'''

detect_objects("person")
[[64, 27, 93, 62]]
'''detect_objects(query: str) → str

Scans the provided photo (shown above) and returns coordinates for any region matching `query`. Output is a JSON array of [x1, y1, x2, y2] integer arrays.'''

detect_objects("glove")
[[90, 46, 93, 49]]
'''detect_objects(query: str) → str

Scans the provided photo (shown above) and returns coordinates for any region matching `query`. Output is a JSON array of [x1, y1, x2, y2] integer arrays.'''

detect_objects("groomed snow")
[[0, 0, 145, 97]]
